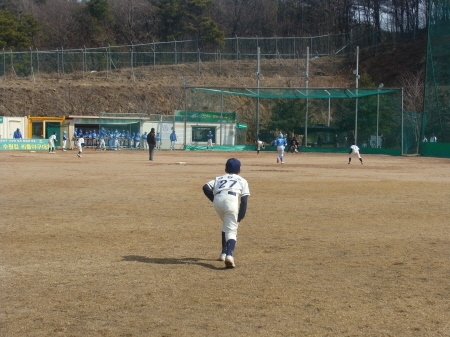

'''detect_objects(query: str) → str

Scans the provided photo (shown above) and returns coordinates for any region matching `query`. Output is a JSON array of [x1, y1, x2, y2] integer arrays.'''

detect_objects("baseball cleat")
[[218, 253, 226, 261], [225, 255, 235, 268]]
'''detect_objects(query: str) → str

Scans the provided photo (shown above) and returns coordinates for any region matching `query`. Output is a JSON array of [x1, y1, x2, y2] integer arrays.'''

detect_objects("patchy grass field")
[[1, 149, 449, 337]]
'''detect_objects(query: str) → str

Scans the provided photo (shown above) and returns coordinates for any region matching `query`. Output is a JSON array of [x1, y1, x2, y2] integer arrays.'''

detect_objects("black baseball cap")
[[225, 158, 241, 174]]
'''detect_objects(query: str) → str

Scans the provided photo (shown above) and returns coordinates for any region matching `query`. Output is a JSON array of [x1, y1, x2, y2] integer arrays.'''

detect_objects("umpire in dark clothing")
[[147, 128, 156, 161]]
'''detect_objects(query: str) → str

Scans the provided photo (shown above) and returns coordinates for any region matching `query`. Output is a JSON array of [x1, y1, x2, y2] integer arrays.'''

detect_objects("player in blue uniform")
[[156, 133, 162, 150], [98, 128, 106, 150], [142, 132, 148, 149], [271, 133, 287, 163], [62, 131, 68, 151], [203, 158, 250, 268], [170, 131, 177, 150], [206, 131, 214, 150], [135, 131, 141, 149]]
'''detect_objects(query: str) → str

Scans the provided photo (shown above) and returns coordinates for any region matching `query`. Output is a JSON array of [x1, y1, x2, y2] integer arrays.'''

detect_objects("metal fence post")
[[3, 48, 6, 80], [152, 40, 156, 73], [198, 48, 201, 74], [36, 48, 40, 77]]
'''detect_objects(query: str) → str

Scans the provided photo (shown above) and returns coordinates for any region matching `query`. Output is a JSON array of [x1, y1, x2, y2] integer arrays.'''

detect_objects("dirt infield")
[[1, 149, 449, 337]]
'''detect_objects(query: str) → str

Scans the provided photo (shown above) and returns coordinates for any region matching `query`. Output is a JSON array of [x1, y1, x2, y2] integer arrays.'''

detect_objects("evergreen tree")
[[0, 9, 40, 49], [154, 0, 224, 45], [266, 99, 306, 133]]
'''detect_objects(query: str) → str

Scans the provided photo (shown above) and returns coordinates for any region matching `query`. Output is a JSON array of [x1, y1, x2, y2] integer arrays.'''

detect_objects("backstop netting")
[[186, 87, 407, 154], [423, 0, 450, 156]]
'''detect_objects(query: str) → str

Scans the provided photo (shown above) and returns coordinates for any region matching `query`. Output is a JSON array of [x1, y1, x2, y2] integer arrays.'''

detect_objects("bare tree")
[[109, 0, 157, 44]]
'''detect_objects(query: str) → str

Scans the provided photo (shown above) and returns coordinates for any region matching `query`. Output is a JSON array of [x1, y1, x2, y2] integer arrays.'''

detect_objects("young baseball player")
[[156, 133, 161, 150], [271, 133, 287, 163], [48, 132, 57, 153], [206, 131, 214, 150], [203, 158, 250, 268], [77, 135, 85, 158], [62, 131, 68, 151], [255, 138, 265, 154], [348, 142, 363, 164], [170, 131, 177, 150]]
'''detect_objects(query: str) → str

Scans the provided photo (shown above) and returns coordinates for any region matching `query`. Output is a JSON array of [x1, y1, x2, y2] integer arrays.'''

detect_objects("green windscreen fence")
[[423, 0, 450, 156], [187, 87, 409, 155]]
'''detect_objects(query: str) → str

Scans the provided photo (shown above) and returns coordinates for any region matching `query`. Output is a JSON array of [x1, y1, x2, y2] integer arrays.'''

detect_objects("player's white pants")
[[62, 140, 67, 149], [213, 193, 239, 241], [349, 150, 361, 159], [170, 141, 176, 149], [99, 139, 106, 149], [77, 144, 83, 153], [277, 146, 285, 158], [207, 140, 213, 148]]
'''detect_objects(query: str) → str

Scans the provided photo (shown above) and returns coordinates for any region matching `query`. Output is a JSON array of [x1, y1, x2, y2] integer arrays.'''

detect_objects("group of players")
[[256, 132, 363, 164], [68, 128, 162, 151]]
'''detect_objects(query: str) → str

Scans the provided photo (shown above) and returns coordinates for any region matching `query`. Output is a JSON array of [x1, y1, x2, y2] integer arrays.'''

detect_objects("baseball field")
[[1, 149, 449, 337]]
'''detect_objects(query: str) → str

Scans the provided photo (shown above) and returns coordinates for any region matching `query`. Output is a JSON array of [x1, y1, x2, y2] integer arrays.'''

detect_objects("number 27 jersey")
[[206, 173, 250, 197]]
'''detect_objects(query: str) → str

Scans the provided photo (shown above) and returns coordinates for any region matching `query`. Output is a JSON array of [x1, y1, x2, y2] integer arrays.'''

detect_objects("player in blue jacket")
[[206, 131, 214, 150], [62, 131, 68, 151], [135, 131, 141, 149], [203, 158, 250, 268], [142, 132, 148, 149], [170, 131, 177, 150], [271, 133, 287, 164], [156, 133, 162, 150]]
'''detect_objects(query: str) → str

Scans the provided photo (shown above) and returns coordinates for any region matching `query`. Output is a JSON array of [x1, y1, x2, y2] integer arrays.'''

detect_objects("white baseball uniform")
[[205, 173, 250, 242], [348, 144, 363, 164]]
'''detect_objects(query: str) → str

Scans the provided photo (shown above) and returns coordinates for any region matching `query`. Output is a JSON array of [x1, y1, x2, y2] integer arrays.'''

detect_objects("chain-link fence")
[[1, 27, 409, 81]]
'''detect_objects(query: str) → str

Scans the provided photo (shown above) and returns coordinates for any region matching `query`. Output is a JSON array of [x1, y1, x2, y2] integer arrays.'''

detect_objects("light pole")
[[183, 76, 188, 149], [354, 46, 360, 144], [256, 47, 261, 140], [325, 90, 331, 126], [304, 46, 309, 146]]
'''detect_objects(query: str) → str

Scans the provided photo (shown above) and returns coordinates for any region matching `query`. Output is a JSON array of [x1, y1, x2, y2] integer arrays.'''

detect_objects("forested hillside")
[[0, 0, 427, 125], [0, 0, 427, 49]]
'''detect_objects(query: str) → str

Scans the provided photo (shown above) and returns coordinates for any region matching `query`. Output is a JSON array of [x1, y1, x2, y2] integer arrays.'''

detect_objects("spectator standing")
[[170, 131, 177, 150], [334, 134, 339, 147], [13, 128, 22, 139], [430, 133, 437, 142], [147, 128, 156, 161], [422, 135, 428, 142], [317, 134, 323, 147], [48, 132, 57, 154]]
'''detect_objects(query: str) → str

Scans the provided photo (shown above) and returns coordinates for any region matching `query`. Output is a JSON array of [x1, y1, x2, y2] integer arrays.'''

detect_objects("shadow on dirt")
[[122, 255, 227, 270]]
